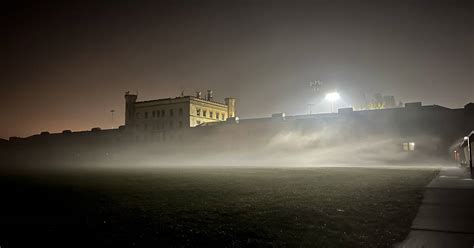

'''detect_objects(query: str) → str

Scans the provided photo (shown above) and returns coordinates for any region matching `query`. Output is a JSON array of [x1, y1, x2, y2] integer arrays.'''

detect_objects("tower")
[[124, 92, 138, 126], [225, 97, 236, 118]]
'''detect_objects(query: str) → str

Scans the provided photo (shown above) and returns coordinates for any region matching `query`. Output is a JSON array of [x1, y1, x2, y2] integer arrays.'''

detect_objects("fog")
[[1, 115, 455, 174]]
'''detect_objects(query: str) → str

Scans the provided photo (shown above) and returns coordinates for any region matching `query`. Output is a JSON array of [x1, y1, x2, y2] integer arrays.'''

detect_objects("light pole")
[[111, 110, 115, 129], [325, 92, 340, 113], [307, 103, 315, 114]]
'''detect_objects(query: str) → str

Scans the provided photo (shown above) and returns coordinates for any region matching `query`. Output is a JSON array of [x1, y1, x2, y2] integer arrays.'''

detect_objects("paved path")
[[397, 166, 474, 248]]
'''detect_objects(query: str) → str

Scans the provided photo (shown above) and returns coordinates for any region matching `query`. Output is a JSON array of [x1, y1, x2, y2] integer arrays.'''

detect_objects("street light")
[[110, 110, 115, 129], [325, 92, 340, 113]]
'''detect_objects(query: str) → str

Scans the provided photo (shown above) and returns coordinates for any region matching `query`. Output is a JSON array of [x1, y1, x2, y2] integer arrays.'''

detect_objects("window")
[[216, 112, 220, 119], [152, 111, 156, 118], [403, 142, 416, 151], [222, 113, 226, 120], [144, 112, 148, 119], [179, 108, 183, 116], [161, 109, 165, 117], [203, 110, 207, 117], [170, 109, 174, 117], [157, 110, 161, 117], [210, 111, 213, 118], [196, 108, 201, 116]]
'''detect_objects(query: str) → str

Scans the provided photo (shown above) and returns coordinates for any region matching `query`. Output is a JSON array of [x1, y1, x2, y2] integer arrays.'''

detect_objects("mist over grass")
[[0, 120, 451, 173]]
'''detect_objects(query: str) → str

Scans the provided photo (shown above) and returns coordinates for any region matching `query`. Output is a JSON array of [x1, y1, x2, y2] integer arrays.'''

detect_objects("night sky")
[[2, 0, 472, 138]]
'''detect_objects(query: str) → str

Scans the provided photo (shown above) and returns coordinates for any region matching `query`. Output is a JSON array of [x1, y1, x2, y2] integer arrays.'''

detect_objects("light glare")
[[325, 92, 341, 102]]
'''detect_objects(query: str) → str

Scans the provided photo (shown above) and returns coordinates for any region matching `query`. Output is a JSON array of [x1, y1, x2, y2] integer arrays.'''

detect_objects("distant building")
[[124, 90, 236, 132]]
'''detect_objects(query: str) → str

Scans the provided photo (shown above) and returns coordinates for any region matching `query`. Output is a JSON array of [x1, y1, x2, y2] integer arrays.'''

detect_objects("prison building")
[[124, 90, 236, 132]]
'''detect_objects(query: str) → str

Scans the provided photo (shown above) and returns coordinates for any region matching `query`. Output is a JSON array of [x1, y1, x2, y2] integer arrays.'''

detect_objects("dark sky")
[[1, 0, 473, 138]]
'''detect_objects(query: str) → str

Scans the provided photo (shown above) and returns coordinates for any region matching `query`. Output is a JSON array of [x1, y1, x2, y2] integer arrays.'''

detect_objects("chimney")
[[196, 91, 202, 99], [207, 90, 213, 101]]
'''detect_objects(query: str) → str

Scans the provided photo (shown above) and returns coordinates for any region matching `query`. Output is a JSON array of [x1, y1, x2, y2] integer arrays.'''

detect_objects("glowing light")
[[325, 92, 341, 102]]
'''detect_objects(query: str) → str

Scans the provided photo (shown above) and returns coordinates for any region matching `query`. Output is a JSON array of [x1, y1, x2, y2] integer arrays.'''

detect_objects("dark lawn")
[[0, 167, 437, 248]]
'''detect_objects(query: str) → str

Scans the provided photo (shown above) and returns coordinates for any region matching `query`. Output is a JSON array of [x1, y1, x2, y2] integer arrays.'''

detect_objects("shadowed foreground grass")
[[0, 167, 437, 247]]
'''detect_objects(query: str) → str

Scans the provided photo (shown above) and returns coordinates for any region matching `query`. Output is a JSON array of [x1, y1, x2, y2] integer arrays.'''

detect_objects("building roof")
[[135, 95, 228, 107]]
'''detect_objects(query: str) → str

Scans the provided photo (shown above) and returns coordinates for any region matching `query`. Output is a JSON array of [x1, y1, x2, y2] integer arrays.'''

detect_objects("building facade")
[[124, 91, 236, 132]]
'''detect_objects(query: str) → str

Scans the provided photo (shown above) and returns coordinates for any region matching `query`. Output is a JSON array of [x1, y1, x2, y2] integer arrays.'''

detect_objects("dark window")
[[157, 110, 161, 117], [170, 109, 174, 116], [161, 109, 165, 117], [152, 111, 156, 118], [210, 112, 213, 118], [179, 108, 183, 116], [203, 110, 207, 117], [216, 112, 220, 119], [197, 108, 201, 116]]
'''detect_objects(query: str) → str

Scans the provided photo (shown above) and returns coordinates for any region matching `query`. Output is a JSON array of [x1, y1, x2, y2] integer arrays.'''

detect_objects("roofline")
[[134, 95, 228, 107]]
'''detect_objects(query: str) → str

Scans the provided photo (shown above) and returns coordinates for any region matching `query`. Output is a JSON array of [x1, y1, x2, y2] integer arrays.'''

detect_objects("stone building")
[[124, 90, 236, 132]]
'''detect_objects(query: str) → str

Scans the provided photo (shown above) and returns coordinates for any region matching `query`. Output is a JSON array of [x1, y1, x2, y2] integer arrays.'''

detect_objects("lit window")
[[403, 142, 416, 151], [409, 142, 415, 151]]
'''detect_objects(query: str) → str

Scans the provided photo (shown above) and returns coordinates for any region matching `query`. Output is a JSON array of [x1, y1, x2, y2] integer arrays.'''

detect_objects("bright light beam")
[[325, 92, 341, 113], [325, 92, 341, 102]]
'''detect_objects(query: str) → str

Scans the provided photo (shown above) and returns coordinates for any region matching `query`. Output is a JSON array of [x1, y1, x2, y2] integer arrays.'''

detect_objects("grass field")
[[0, 167, 437, 247]]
